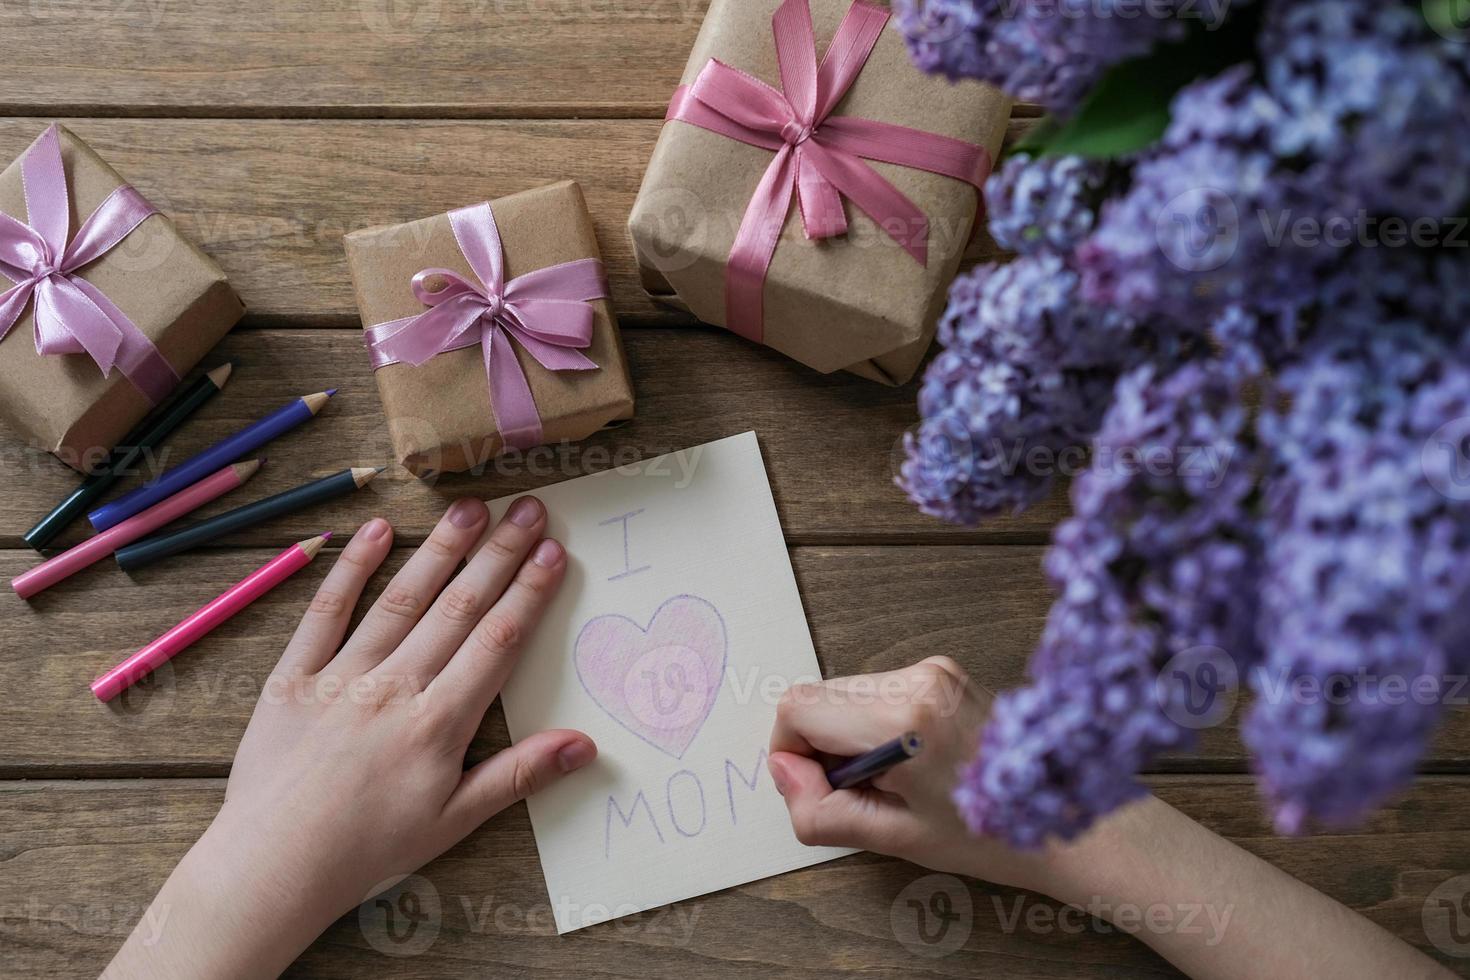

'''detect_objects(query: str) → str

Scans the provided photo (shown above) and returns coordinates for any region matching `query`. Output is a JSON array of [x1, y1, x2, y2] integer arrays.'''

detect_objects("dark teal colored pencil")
[[825, 732, 924, 790], [113, 466, 383, 571], [23, 363, 234, 552]]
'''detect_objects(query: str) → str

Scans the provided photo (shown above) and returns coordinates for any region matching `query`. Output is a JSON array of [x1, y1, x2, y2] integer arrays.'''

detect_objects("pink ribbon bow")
[[0, 125, 179, 403], [363, 202, 606, 451], [667, 0, 993, 344]]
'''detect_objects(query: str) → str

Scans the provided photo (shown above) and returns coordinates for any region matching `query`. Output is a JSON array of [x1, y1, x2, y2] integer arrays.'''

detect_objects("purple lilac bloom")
[[956, 637, 1164, 848], [1079, 3, 1470, 351], [985, 153, 1111, 257], [892, 0, 1188, 113], [1261, 0, 1470, 219], [1076, 66, 1318, 330], [1039, 359, 1262, 691], [908, 0, 1470, 846], [1317, 248, 1470, 351], [1210, 245, 1470, 379], [899, 253, 1140, 522], [1246, 321, 1470, 833], [957, 361, 1261, 846]]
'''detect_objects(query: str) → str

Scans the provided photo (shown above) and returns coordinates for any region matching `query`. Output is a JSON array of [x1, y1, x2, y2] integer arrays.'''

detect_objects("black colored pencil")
[[113, 466, 383, 571], [23, 363, 235, 552], [825, 732, 924, 790]]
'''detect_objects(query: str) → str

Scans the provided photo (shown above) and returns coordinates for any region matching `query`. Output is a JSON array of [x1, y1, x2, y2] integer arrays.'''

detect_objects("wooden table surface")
[[1, 3, 1467, 977]]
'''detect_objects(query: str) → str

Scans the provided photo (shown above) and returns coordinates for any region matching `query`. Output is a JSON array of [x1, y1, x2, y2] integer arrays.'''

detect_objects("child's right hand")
[[767, 656, 1059, 894], [769, 659, 1454, 980]]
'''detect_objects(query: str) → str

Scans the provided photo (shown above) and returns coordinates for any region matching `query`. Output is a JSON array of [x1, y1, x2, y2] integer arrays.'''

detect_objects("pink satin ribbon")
[[0, 125, 178, 403], [363, 202, 606, 451], [666, 0, 993, 343]]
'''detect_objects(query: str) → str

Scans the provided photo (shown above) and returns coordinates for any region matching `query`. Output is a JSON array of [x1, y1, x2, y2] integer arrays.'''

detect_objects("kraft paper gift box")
[[344, 181, 635, 477], [629, 0, 1013, 386], [0, 125, 244, 471]]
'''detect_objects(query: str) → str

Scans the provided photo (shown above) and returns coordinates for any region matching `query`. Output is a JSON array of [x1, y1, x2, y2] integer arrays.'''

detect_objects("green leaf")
[[1040, 60, 1177, 158], [1025, 7, 1262, 161], [1006, 117, 1060, 160], [1424, 0, 1470, 42]]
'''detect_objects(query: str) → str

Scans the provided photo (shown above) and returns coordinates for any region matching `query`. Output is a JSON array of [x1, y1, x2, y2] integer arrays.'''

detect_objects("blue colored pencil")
[[88, 390, 336, 532]]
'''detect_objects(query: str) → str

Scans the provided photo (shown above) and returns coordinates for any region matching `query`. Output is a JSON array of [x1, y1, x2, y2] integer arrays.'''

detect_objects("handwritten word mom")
[[604, 749, 771, 858]]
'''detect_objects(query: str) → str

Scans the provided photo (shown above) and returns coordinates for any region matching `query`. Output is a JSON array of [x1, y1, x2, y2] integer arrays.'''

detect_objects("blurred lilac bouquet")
[[895, 0, 1470, 844]]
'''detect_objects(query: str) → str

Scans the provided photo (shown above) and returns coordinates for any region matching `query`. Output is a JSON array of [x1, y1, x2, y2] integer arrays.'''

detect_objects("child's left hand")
[[105, 497, 594, 979]]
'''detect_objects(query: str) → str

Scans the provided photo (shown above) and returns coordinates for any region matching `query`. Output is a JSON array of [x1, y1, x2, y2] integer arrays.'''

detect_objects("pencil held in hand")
[[90, 534, 333, 702], [825, 732, 924, 790]]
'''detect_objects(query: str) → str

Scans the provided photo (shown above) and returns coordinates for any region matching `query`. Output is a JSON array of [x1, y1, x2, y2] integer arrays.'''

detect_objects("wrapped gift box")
[[345, 181, 635, 476], [0, 124, 244, 470], [629, 0, 1012, 385]]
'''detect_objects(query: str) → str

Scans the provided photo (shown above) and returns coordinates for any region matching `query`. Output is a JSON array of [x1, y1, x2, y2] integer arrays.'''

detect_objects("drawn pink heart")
[[573, 595, 727, 759]]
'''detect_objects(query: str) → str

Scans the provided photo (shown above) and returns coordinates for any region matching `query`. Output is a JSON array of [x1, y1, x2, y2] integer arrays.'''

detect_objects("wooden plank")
[[0, 118, 1028, 326], [0, 1, 1047, 120], [0, 545, 1047, 775], [0, 117, 676, 325], [0, 329, 1072, 549], [1, 776, 1466, 977], [3, 544, 1466, 775], [0, 0, 711, 119]]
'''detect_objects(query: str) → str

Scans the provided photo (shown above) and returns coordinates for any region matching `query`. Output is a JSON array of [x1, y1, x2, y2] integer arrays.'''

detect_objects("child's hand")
[[768, 658, 1453, 980], [107, 497, 593, 979], [767, 657, 1052, 893]]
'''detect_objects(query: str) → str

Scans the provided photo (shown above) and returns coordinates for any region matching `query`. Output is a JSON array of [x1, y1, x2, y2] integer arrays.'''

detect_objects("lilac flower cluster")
[[1078, 66, 1308, 327], [958, 360, 1260, 845], [892, 0, 1188, 112], [1078, 0, 1470, 352], [986, 153, 1111, 256], [898, 152, 1170, 521], [1262, 2, 1470, 219], [1247, 321, 1470, 834], [900, 253, 1138, 522], [902, 0, 1470, 844]]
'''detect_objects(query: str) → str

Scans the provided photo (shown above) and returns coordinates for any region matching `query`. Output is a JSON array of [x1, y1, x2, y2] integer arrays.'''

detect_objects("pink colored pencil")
[[90, 533, 332, 702], [11, 459, 265, 600]]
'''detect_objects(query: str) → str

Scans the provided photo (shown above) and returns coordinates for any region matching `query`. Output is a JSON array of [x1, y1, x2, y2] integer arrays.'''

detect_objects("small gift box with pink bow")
[[344, 181, 635, 477], [629, 0, 1013, 386], [0, 125, 244, 470]]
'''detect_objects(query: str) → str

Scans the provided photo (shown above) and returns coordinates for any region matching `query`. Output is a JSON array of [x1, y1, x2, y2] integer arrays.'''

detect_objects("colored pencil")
[[824, 732, 924, 790], [24, 363, 235, 551], [115, 467, 383, 571], [88, 389, 336, 532], [10, 460, 264, 600], [90, 533, 332, 702]]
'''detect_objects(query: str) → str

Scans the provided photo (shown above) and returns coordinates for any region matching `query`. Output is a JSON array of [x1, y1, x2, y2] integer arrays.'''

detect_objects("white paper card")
[[487, 432, 853, 934]]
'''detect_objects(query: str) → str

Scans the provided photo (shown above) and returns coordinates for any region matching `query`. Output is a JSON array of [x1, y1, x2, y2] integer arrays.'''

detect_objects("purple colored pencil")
[[824, 732, 923, 790], [88, 390, 336, 532]]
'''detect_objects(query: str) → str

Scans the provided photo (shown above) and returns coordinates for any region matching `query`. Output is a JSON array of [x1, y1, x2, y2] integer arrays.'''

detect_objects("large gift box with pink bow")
[[344, 181, 635, 477], [629, 0, 1012, 386], [0, 125, 244, 470]]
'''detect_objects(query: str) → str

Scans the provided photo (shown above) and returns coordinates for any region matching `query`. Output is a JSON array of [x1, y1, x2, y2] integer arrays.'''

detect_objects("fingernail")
[[360, 518, 389, 542], [768, 758, 789, 796], [507, 497, 542, 528], [447, 498, 486, 529], [532, 539, 564, 567], [557, 739, 594, 772]]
